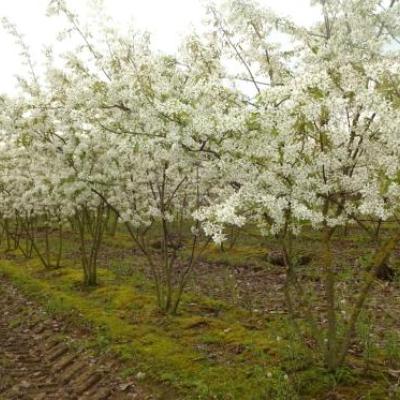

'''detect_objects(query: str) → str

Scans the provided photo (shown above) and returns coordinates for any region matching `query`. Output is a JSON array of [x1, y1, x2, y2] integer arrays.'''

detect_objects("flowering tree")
[[29, 1, 244, 311], [198, 0, 400, 370]]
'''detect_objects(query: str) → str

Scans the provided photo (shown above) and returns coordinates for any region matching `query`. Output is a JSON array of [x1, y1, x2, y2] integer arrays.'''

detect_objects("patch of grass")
[[0, 254, 316, 399]]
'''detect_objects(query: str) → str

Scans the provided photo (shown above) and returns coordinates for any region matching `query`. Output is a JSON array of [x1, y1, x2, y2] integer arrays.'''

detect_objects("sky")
[[0, 0, 320, 94]]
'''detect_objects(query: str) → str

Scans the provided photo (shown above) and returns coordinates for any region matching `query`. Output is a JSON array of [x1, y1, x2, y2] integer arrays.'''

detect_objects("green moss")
[[0, 257, 296, 399], [0, 228, 397, 400]]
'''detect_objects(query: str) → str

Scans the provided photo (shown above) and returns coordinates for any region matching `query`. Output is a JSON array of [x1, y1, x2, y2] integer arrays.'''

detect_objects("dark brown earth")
[[0, 278, 151, 400]]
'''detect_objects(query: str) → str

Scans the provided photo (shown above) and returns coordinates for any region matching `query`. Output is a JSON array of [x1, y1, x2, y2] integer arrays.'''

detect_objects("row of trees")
[[1, 0, 400, 371]]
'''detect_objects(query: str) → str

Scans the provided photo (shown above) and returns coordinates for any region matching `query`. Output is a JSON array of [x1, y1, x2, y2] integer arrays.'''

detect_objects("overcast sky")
[[0, 0, 319, 94]]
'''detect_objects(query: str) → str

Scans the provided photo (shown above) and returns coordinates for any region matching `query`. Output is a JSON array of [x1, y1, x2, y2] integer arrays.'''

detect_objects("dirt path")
[[0, 278, 152, 400]]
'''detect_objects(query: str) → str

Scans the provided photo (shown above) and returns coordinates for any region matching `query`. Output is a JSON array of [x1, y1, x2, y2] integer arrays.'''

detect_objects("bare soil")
[[0, 277, 153, 400]]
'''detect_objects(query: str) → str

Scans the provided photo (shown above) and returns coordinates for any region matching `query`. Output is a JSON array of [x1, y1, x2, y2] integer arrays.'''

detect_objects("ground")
[[0, 276, 156, 400], [1, 225, 400, 399]]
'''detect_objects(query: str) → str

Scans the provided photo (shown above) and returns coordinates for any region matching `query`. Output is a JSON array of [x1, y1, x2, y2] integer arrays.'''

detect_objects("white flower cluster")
[[0, 0, 399, 245]]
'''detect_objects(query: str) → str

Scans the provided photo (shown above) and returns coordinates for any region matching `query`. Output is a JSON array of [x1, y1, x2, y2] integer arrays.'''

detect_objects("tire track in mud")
[[0, 278, 151, 400]]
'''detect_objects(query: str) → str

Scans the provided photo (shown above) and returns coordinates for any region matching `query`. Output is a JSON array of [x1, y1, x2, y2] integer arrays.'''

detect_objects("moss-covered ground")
[[1, 226, 400, 399]]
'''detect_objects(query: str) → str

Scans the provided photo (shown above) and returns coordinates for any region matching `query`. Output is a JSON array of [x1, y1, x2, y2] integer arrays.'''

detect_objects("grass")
[[0, 260, 300, 399], [0, 226, 399, 399]]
